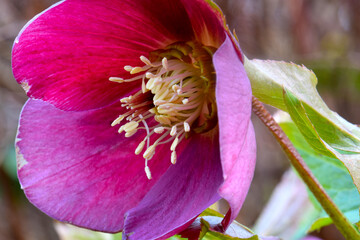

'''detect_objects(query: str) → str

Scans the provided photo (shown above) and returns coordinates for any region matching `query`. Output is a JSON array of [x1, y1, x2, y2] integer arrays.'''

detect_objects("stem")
[[251, 96, 360, 239]]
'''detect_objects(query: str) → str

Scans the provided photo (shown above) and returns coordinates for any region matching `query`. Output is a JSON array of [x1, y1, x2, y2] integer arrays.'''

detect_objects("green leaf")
[[244, 58, 360, 193], [279, 119, 360, 230], [200, 208, 224, 218], [199, 218, 259, 240]]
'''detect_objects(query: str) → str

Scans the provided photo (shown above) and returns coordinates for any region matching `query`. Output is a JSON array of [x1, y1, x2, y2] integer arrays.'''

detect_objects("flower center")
[[110, 41, 217, 179]]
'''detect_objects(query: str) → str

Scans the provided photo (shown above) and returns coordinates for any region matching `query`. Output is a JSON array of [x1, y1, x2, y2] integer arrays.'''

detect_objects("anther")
[[162, 57, 169, 70], [118, 125, 125, 134], [141, 77, 147, 93], [135, 140, 146, 155], [170, 126, 177, 136], [184, 122, 190, 132], [143, 145, 156, 160], [170, 137, 179, 151], [140, 55, 152, 65], [172, 85, 180, 92], [171, 151, 177, 164], [111, 115, 124, 126], [146, 72, 156, 79], [130, 67, 144, 74], [123, 121, 139, 132], [145, 166, 152, 180], [124, 65, 133, 72], [109, 77, 124, 83], [182, 99, 189, 104], [125, 130, 137, 137], [154, 127, 165, 134]]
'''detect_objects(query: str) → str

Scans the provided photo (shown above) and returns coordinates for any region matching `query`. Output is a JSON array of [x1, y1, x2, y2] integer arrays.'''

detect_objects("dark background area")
[[0, 0, 359, 239]]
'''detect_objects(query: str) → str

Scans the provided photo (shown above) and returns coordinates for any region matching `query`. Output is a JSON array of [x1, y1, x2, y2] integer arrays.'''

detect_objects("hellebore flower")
[[12, 0, 256, 239]]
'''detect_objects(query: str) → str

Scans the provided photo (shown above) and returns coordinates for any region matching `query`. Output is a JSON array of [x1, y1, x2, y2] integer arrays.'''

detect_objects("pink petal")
[[16, 99, 175, 232], [180, 0, 226, 47], [213, 35, 256, 229], [123, 130, 223, 240], [12, 0, 195, 111]]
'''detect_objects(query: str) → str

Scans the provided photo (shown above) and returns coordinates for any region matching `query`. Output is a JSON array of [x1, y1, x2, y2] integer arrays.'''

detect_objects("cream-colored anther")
[[153, 100, 166, 106], [154, 127, 165, 134], [125, 130, 137, 137], [177, 89, 182, 95], [135, 140, 146, 155], [170, 126, 177, 136], [146, 72, 156, 79], [172, 85, 180, 92], [111, 115, 124, 126], [123, 121, 139, 132], [109, 77, 124, 83], [162, 57, 169, 70], [124, 65, 133, 72], [130, 67, 143, 74], [120, 97, 131, 103], [155, 115, 172, 125], [140, 55, 152, 65], [170, 137, 179, 151], [145, 166, 152, 180], [143, 145, 156, 160], [146, 78, 155, 90], [118, 125, 125, 134], [171, 151, 177, 164], [182, 99, 189, 104], [141, 77, 147, 93], [184, 122, 190, 132]]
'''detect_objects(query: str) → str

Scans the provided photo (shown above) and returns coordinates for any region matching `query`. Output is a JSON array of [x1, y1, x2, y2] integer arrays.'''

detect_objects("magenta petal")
[[123, 131, 223, 240], [213, 35, 256, 228], [180, 0, 226, 47], [16, 99, 173, 232], [12, 0, 195, 111]]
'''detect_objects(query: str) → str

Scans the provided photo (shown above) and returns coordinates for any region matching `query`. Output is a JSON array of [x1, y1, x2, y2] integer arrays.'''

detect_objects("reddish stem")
[[252, 96, 360, 239]]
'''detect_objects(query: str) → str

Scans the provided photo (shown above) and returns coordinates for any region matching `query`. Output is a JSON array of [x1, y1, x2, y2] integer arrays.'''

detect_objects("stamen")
[[111, 115, 124, 126], [109, 77, 124, 83], [124, 65, 133, 72], [123, 121, 139, 132], [130, 67, 144, 74], [143, 145, 156, 160], [170, 137, 179, 151], [110, 41, 217, 179], [162, 57, 169, 70], [140, 55, 152, 66], [135, 140, 146, 155], [171, 151, 177, 164], [184, 122, 190, 132], [154, 127, 165, 134], [170, 126, 177, 136], [145, 165, 152, 180], [125, 130, 137, 137]]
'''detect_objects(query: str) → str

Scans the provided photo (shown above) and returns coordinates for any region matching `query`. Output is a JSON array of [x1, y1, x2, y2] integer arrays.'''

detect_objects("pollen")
[[110, 41, 217, 178]]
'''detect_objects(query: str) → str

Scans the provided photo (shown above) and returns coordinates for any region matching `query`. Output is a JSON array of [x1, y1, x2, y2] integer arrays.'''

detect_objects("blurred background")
[[0, 0, 359, 239]]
